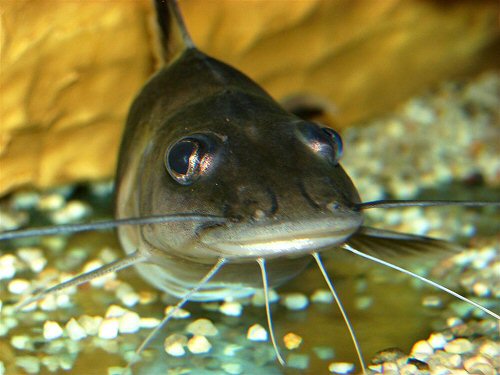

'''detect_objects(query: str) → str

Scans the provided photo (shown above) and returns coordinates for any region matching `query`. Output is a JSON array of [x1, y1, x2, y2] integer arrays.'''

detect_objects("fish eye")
[[165, 134, 216, 185], [321, 127, 343, 161], [298, 123, 343, 164]]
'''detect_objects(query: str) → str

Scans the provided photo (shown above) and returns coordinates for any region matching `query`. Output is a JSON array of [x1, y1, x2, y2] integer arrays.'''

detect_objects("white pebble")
[[311, 289, 333, 304], [186, 318, 218, 336], [401, 207, 423, 221], [384, 210, 403, 226], [394, 181, 418, 200], [399, 364, 419, 375], [446, 317, 463, 327], [251, 289, 279, 306], [98, 247, 119, 263], [65, 318, 87, 341], [445, 338, 473, 354], [8, 278, 30, 294], [50, 200, 90, 224], [41, 355, 60, 372], [0, 324, 8, 337], [105, 305, 128, 318], [56, 294, 71, 308], [59, 355, 74, 371], [312, 346, 335, 360], [38, 194, 65, 211], [0, 254, 17, 280], [0, 210, 27, 231], [139, 317, 161, 328], [1, 316, 18, 332], [219, 301, 243, 316], [283, 332, 303, 350], [223, 344, 244, 356], [107, 367, 130, 375], [422, 295, 443, 308], [102, 280, 120, 294], [15, 356, 40, 374], [221, 363, 242, 375], [78, 315, 103, 336], [12, 190, 40, 209], [355, 295, 373, 310], [368, 364, 382, 373], [463, 356, 494, 375], [410, 217, 430, 235], [187, 335, 212, 354], [16, 247, 42, 261], [247, 324, 268, 341], [281, 293, 309, 310], [11, 335, 32, 350], [328, 362, 355, 374], [434, 351, 463, 368], [115, 282, 134, 298], [472, 282, 490, 297], [427, 332, 447, 349], [98, 318, 119, 339], [120, 291, 140, 307], [164, 334, 187, 357], [138, 290, 157, 305], [479, 341, 499, 358], [17, 248, 47, 272], [411, 340, 434, 355], [28, 257, 47, 273], [118, 312, 141, 334], [41, 236, 67, 251], [43, 321, 63, 340], [39, 295, 58, 311], [90, 181, 114, 197], [287, 353, 310, 370], [164, 305, 191, 319], [39, 293, 70, 311]]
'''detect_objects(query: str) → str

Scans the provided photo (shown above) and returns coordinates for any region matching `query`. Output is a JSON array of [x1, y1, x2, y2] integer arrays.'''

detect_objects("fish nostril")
[[299, 177, 351, 211], [252, 209, 267, 221], [327, 202, 341, 212], [232, 184, 278, 219]]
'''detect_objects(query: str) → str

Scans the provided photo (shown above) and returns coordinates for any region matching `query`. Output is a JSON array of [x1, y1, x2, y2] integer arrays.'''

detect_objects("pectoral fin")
[[346, 226, 461, 259]]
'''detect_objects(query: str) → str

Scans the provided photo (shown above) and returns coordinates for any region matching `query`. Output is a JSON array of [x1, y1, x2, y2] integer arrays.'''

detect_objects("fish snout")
[[222, 174, 361, 228], [299, 175, 361, 213]]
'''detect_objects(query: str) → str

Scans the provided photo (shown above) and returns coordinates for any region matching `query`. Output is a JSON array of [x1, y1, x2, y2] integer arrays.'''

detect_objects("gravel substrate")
[[0, 72, 498, 374]]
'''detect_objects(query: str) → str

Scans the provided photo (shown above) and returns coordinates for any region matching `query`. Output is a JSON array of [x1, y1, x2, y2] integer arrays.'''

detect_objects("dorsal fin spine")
[[167, 0, 195, 48], [154, 0, 195, 62]]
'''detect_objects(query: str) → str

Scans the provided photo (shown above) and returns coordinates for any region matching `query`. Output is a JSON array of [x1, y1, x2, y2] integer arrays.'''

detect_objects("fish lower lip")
[[200, 226, 358, 259]]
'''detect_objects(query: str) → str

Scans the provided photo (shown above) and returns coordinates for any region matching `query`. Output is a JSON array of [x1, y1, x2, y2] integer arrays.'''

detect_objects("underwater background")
[[0, 1, 499, 374]]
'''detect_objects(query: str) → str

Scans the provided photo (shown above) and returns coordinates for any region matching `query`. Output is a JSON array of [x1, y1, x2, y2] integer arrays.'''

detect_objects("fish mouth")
[[198, 214, 362, 260]]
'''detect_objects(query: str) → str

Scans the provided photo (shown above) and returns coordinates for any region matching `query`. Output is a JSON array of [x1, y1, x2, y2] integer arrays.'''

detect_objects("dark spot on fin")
[[154, 0, 195, 63], [346, 226, 462, 259]]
